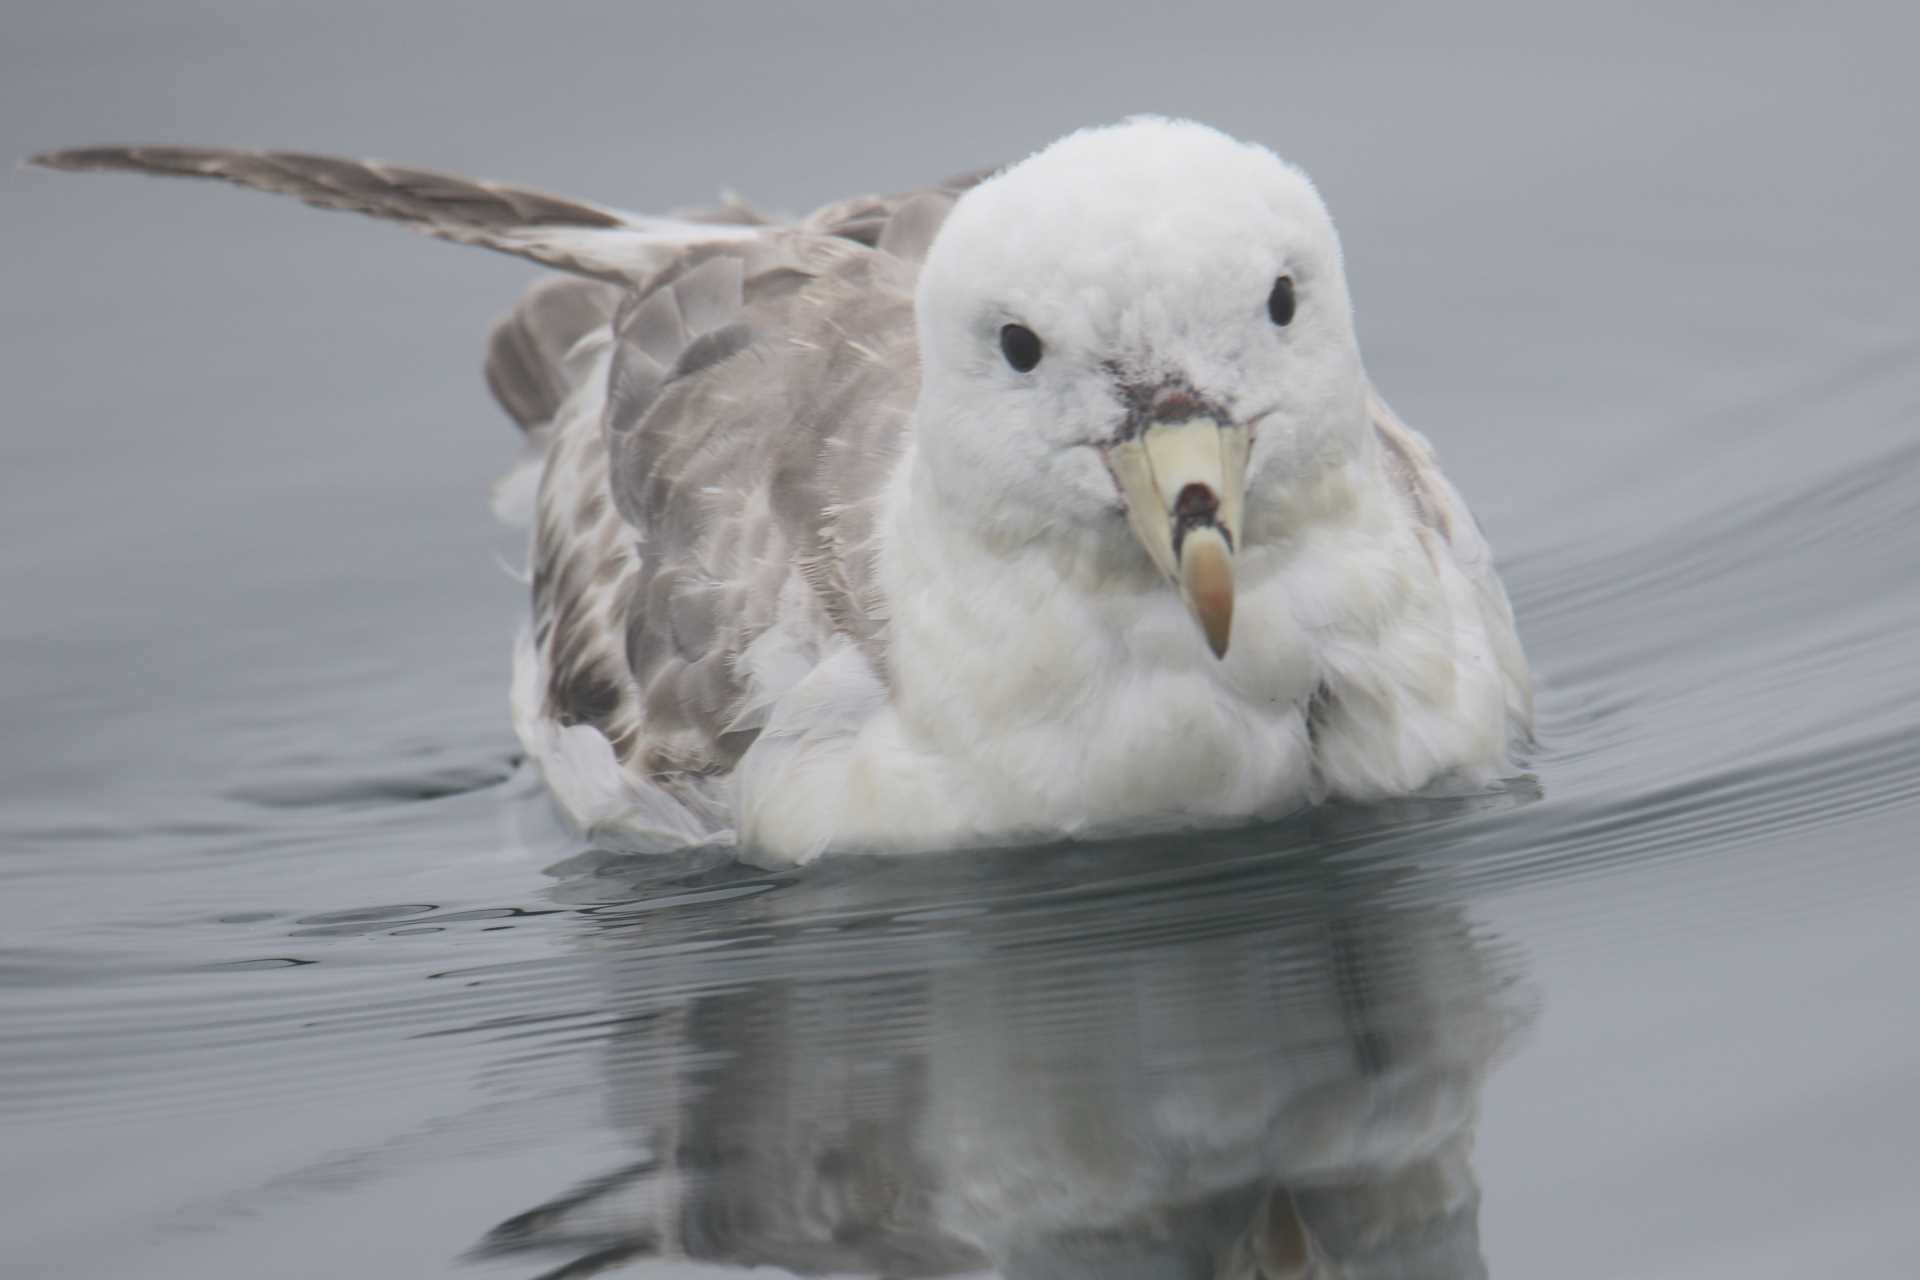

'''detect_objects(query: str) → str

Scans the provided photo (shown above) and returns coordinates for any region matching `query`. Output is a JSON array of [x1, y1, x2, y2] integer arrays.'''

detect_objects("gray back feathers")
[[533, 227, 932, 775]]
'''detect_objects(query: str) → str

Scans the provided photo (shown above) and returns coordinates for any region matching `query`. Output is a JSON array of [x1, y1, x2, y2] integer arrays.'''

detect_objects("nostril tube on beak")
[[1174, 483, 1218, 521], [1173, 482, 1224, 555]]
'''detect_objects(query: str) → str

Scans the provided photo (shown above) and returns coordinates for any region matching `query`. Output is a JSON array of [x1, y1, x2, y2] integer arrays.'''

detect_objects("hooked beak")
[[1105, 417, 1251, 658]]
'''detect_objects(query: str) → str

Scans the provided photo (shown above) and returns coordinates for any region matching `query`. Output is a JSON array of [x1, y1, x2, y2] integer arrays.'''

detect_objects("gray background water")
[[4, 2, 1918, 1277]]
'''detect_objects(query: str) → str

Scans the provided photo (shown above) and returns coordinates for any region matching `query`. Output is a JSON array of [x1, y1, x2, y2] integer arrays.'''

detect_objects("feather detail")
[[28, 145, 760, 281]]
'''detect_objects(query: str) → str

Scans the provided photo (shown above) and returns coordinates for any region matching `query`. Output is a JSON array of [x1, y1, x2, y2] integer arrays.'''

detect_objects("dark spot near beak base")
[[1174, 483, 1218, 522], [1172, 483, 1228, 555]]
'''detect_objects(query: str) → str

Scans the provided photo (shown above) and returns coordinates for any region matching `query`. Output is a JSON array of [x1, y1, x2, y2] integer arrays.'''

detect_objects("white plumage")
[[38, 118, 1531, 864]]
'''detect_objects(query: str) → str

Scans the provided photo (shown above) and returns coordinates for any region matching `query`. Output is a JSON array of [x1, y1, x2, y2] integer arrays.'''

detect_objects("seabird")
[[35, 118, 1532, 864]]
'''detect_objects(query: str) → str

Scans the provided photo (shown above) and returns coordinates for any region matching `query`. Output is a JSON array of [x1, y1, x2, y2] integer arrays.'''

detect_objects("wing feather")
[[485, 277, 623, 434], [530, 191, 956, 789], [29, 145, 758, 281]]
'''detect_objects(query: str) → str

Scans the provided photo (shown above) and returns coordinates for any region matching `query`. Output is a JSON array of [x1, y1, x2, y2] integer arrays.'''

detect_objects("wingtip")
[[25, 146, 113, 172], [26, 145, 197, 174]]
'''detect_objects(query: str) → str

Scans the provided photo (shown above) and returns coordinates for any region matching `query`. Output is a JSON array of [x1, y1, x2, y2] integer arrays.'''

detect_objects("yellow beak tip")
[[1180, 531, 1235, 661]]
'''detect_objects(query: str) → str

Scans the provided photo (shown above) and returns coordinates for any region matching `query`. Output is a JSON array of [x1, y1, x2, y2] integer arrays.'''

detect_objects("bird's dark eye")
[[1000, 323, 1043, 372], [1267, 276, 1296, 327]]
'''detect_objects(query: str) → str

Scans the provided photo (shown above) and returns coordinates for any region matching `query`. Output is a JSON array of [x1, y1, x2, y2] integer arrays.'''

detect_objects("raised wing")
[[29, 145, 763, 281], [32, 140, 989, 822]]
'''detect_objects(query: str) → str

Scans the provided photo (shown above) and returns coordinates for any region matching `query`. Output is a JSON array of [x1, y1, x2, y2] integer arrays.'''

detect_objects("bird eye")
[[1267, 276, 1296, 327], [999, 323, 1043, 372]]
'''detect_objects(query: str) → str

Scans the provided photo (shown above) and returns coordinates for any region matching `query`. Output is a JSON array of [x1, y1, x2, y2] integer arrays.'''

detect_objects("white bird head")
[[912, 117, 1373, 657]]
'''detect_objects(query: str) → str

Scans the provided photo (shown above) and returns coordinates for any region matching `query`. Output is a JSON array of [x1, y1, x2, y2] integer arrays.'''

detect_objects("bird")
[[34, 118, 1532, 865]]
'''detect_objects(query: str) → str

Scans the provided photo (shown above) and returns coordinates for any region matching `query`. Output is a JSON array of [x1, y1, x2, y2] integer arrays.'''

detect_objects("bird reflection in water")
[[476, 808, 1534, 1279]]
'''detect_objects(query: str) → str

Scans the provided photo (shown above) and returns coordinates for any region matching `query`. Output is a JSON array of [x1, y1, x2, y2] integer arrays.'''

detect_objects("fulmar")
[[34, 118, 1532, 864]]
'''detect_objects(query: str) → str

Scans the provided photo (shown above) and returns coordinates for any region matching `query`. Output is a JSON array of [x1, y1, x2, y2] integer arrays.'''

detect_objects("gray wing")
[[530, 184, 978, 781], [485, 276, 624, 434], [29, 145, 762, 281]]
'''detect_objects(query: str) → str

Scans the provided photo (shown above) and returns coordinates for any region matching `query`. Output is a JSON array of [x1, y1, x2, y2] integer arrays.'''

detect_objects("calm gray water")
[[4, 3, 1918, 1277]]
